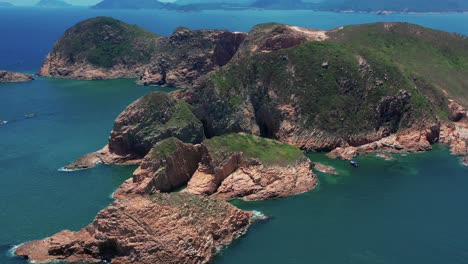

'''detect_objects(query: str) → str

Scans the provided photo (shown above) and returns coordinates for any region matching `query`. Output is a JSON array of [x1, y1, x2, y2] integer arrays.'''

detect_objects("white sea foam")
[[7, 243, 22, 257], [109, 190, 116, 199], [252, 210, 268, 221], [57, 167, 85, 172]]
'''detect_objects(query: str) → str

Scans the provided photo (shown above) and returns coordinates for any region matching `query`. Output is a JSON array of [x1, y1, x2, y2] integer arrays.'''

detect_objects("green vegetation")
[[165, 101, 200, 130], [149, 137, 179, 160], [55, 17, 158, 68], [204, 133, 304, 165], [207, 22, 467, 138], [328, 22, 468, 106], [128, 92, 204, 151]]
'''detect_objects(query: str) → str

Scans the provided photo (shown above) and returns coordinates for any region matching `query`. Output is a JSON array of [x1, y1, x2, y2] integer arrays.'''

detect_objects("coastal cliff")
[[0, 71, 34, 82], [114, 134, 317, 201], [16, 194, 252, 264], [17, 18, 468, 263], [40, 17, 246, 87]]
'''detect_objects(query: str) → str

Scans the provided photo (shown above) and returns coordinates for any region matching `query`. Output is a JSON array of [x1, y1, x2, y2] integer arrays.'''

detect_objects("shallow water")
[[0, 7, 467, 264]]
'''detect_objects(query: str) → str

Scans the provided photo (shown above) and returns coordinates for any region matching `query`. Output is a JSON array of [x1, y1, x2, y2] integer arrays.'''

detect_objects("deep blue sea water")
[[0, 7, 467, 264]]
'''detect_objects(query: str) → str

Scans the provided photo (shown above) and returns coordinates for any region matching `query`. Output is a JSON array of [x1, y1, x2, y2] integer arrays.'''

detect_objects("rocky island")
[[0, 71, 34, 82], [16, 17, 468, 263]]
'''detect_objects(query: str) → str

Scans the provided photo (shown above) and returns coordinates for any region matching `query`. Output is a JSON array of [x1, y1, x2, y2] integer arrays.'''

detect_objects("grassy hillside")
[[51, 17, 159, 68], [203, 22, 467, 140], [204, 133, 304, 165], [328, 22, 468, 106]]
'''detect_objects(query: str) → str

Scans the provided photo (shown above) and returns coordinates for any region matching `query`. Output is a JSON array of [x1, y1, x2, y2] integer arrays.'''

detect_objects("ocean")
[[0, 7, 467, 264]]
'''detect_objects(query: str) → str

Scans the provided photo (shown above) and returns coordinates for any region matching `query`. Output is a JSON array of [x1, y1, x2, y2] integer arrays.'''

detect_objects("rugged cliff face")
[[0, 71, 34, 82], [184, 133, 317, 200], [184, 22, 467, 153], [66, 91, 205, 169], [115, 134, 317, 201], [16, 194, 252, 264], [39, 17, 246, 86], [138, 28, 246, 88], [115, 137, 202, 198], [21, 19, 468, 263]]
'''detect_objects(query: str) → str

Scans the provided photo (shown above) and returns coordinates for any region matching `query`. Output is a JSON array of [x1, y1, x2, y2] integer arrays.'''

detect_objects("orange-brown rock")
[[440, 122, 468, 156], [0, 71, 34, 82], [64, 145, 142, 170], [328, 125, 439, 160], [184, 134, 318, 201], [448, 99, 467, 122], [114, 138, 201, 198], [213, 158, 317, 201], [16, 194, 252, 264], [313, 162, 338, 175], [461, 156, 468, 166]]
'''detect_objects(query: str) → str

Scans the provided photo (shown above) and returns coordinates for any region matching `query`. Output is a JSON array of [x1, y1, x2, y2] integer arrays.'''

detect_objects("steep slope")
[[39, 17, 159, 79], [183, 22, 467, 152], [138, 27, 246, 88], [40, 17, 246, 85]]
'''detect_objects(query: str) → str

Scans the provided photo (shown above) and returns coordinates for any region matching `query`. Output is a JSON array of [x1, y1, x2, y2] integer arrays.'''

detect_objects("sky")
[[6, 0, 176, 6]]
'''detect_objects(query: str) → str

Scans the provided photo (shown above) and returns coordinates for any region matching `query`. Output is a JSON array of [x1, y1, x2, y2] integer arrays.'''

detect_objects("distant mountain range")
[[318, 0, 468, 12], [36, 0, 72, 8], [91, 0, 468, 12]]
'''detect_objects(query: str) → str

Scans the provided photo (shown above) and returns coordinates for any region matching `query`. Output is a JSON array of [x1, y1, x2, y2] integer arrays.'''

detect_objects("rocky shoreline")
[[0, 71, 34, 83], [15, 18, 468, 263]]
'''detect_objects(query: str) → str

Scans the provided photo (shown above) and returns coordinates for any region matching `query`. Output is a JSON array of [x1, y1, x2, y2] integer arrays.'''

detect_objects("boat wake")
[[0, 120, 8, 125]]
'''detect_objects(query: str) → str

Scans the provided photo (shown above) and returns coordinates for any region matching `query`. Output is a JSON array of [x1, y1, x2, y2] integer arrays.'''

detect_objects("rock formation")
[[184, 134, 317, 200], [16, 194, 252, 264], [313, 163, 338, 175], [18, 18, 468, 263], [0, 71, 34, 82], [114, 138, 201, 198], [138, 28, 246, 88], [39, 17, 246, 87], [65, 92, 205, 169], [115, 134, 317, 201]]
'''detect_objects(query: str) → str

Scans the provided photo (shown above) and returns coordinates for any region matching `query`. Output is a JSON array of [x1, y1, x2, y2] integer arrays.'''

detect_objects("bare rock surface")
[[328, 124, 439, 160], [313, 162, 338, 175], [114, 138, 201, 198], [16, 194, 252, 264], [184, 134, 318, 201], [0, 71, 34, 82]]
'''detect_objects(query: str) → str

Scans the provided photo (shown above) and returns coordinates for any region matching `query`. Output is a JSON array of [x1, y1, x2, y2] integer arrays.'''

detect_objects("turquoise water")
[[218, 148, 468, 264], [1, 8, 468, 264]]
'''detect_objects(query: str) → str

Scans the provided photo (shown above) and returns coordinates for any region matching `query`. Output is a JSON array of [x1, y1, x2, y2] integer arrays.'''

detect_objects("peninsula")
[[16, 16, 468, 263]]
